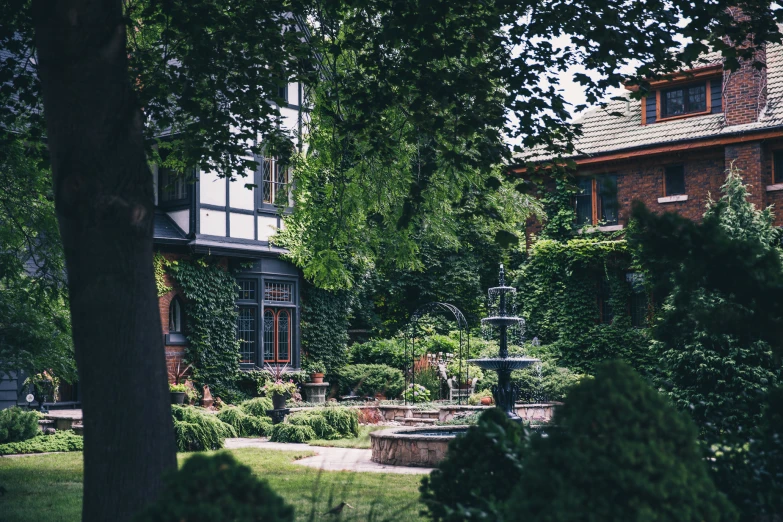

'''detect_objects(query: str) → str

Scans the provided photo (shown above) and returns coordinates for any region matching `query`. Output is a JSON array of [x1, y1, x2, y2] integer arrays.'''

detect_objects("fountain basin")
[[468, 357, 540, 371], [481, 316, 525, 327], [370, 426, 468, 467]]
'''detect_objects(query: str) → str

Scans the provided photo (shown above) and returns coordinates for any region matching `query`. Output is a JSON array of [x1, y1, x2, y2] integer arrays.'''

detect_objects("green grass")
[[308, 425, 390, 449], [0, 448, 427, 522]]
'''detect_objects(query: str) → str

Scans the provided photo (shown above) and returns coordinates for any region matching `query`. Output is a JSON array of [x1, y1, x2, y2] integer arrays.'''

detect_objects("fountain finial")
[[499, 263, 505, 286]]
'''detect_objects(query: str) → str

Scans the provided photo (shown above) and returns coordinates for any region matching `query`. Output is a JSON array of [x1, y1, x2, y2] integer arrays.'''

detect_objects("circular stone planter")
[[370, 426, 468, 467]]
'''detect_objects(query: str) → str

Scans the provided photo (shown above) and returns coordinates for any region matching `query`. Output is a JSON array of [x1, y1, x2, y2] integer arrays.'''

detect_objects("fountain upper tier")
[[481, 316, 525, 327], [469, 357, 539, 371]]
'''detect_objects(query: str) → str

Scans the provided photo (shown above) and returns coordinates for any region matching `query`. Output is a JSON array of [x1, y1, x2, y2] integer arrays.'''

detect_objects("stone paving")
[[224, 438, 434, 475]]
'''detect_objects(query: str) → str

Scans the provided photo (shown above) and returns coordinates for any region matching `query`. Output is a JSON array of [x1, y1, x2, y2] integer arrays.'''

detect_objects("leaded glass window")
[[159, 168, 188, 202], [574, 178, 593, 226], [237, 307, 256, 363], [597, 175, 618, 225], [662, 83, 707, 118], [237, 280, 256, 301], [262, 157, 289, 206], [169, 298, 182, 333], [264, 282, 293, 303], [263, 310, 275, 362]]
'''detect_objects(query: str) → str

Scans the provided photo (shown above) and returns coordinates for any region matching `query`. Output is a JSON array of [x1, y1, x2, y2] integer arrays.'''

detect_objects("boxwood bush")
[[135, 452, 294, 522], [337, 364, 404, 399], [0, 407, 39, 443]]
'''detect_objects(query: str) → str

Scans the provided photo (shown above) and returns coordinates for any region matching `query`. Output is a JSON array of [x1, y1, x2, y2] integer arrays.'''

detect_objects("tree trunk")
[[31, 2, 177, 520]]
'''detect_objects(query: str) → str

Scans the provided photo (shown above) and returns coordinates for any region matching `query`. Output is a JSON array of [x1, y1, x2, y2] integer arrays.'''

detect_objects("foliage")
[[436, 412, 483, 426], [262, 380, 297, 397], [629, 167, 783, 447], [216, 406, 272, 438], [348, 338, 408, 370], [467, 389, 494, 406], [235, 370, 270, 398], [420, 408, 527, 522], [301, 358, 326, 375], [268, 423, 317, 444], [239, 397, 273, 418], [336, 364, 405, 399], [23, 371, 60, 404], [134, 452, 294, 522], [171, 405, 237, 452], [0, 407, 39, 444], [153, 252, 172, 297], [513, 354, 586, 404], [403, 383, 431, 403], [446, 358, 484, 384], [169, 384, 188, 393], [501, 360, 735, 522], [167, 258, 241, 401], [413, 365, 442, 400], [0, 140, 75, 382], [744, 386, 783, 519], [286, 407, 359, 440], [0, 430, 83, 455], [517, 238, 652, 374], [299, 282, 352, 375]]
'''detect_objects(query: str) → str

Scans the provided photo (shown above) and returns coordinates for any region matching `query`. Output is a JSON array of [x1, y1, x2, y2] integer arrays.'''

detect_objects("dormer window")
[[159, 167, 188, 203], [661, 83, 707, 118]]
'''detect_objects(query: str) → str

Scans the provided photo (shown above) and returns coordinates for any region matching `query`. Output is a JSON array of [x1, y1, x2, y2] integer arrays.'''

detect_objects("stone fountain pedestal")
[[302, 382, 330, 403]]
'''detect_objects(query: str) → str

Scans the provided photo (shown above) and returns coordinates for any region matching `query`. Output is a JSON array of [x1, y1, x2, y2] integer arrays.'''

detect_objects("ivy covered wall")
[[516, 238, 652, 375], [299, 282, 351, 375]]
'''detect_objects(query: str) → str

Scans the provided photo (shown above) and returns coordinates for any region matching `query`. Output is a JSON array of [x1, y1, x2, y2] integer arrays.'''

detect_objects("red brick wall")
[[725, 142, 765, 210], [722, 9, 767, 126], [158, 252, 186, 382]]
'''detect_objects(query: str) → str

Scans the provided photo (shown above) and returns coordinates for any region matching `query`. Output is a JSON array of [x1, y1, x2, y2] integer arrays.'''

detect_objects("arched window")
[[169, 297, 182, 333], [262, 308, 292, 363]]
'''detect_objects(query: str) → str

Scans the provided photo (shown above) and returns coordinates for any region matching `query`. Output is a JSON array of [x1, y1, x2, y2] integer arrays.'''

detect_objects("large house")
[[517, 40, 783, 235], [154, 81, 308, 378]]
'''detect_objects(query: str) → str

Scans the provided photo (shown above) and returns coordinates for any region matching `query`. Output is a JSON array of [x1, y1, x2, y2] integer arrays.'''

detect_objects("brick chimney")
[[722, 7, 767, 126]]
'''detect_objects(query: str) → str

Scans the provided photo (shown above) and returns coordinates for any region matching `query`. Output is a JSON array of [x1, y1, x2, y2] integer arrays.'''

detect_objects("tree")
[[504, 360, 736, 522], [629, 167, 783, 448]]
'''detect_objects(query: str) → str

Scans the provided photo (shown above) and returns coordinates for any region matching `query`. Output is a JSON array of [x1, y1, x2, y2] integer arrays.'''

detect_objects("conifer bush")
[[135, 452, 294, 522], [0, 429, 82, 455], [420, 408, 527, 522], [336, 363, 404, 398], [502, 360, 736, 522], [171, 405, 237, 452], [286, 407, 359, 440], [239, 397, 273, 417], [0, 406, 39, 443], [268, 423, 317, 443]]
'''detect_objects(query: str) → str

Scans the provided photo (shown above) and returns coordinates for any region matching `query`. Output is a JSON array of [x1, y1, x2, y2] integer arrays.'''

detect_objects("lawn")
[[0, 448, 428, 522], [309, 425, 390, 449]]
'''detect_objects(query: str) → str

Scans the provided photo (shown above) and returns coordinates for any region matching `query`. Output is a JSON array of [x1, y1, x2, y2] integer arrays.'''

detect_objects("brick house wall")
[[158, 252, 186, 382]]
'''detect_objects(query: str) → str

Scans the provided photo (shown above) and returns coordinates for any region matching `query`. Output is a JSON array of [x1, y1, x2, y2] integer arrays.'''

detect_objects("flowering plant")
[[263, 379, 297, 397], [402, 383, 431, 403]]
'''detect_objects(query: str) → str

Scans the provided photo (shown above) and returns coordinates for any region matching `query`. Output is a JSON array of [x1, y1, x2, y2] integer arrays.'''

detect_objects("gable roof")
[[523, 42, 783, 163]]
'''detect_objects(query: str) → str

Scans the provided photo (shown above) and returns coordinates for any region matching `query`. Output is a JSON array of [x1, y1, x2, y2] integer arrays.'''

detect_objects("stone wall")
[[370, 427, 455, 467]]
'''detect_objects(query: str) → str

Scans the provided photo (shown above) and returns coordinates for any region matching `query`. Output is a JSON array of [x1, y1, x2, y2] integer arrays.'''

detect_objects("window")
[[237, 307, 256, 363], [261, 157, 289, 206], [263, 308, 291, 363], [169, 298, 182, 333], [661, 83, 707, 118], [626, 273, 648, 328], [237, 280, 256, 301], [598, 279, 613, 324], [664, 165, 686, 196], [573, 175, 619, 227], [159, 168, 188, 203], [597, 175, 618, 225], [774, 150, 783, 185], [264, 282, 293, 303], [574, 178, 593, 226]]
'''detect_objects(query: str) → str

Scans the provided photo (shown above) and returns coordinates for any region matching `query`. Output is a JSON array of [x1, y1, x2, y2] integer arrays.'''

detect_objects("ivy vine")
[[153, 252, 172, 297], [300, 282, 352, 375], [166, 257, 241, 401]]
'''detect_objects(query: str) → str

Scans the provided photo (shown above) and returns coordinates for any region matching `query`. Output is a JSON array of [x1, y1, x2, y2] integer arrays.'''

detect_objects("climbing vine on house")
[[153, 252, 172, 297], [300, 282, 352, 375], [166, 257, 241, 401], [516, 238, 652, 375]]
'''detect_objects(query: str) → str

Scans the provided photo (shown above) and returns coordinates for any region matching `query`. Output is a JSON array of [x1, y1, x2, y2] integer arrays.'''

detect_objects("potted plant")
[[263, 363, 296, 409], [302, 359, 327, 384], [169, 383, 188, 405]]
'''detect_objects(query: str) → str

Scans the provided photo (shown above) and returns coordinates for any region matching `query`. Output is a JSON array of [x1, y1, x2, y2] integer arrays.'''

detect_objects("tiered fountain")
[[469, 264, 539, 421]]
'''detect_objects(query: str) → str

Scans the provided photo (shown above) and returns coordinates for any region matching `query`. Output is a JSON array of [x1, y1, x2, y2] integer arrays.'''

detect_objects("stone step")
[[401, 418, 437, 426]]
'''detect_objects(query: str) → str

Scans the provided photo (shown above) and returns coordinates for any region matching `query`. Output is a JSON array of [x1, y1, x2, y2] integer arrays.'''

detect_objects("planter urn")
[[310, 372, 325, 384], [271, 393, 287, 410], [170, 392, 186, 405]]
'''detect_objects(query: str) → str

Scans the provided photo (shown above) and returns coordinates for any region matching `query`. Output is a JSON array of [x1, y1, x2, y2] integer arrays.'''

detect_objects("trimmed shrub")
[[172, 405, 237, 452], [0, 407, 39, 443], [268, 423, 317, 443], [348, 338, 407, 369], [239, 397, 273, 417], [420, 408, 527, 522], [216, 406, 272, 437], [135, 452, 294, 522], [337, 364, 404, 399], [503, 360, 736, 522], [0, 430, 83, 455], [286, 407, 359, 440]]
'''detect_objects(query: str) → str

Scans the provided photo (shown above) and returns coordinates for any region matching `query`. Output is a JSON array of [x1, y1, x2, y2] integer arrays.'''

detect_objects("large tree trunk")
[[31, 2, 177, 520]]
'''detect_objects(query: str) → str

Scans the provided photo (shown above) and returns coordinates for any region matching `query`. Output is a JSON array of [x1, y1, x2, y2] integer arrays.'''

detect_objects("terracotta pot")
[[201, 385, 214, 409], [170, 392, 186, 405], [272, 393, 287, 410], [480, 396, 493, 406], [310, 372, 325, 384]]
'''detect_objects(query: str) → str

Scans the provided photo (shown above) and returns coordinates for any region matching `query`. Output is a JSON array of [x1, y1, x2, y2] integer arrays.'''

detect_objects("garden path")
[[224, 438, 434, 475]]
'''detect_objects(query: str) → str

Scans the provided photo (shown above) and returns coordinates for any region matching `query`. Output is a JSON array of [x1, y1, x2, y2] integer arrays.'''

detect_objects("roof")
[[522, 42, 783, 163], [153, 211, 187, 243]]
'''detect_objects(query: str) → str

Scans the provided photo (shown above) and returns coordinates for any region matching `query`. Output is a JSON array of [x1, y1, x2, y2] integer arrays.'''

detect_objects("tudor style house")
[[154, 82, 308, 377], [519, 39, 783, 235]]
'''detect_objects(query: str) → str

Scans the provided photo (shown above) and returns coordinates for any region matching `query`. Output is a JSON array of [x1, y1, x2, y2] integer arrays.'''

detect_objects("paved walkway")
[[225, 438, 434, 475]]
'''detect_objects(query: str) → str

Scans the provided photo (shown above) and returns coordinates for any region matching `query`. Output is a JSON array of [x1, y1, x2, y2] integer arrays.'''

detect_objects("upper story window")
[[773, 150, 783, 185], [661, 83, 707, 118], [573, 175, 619, 227], [664, 165, 686, 196], [262, 157, 290, 206], [159, 167, 188, 203]]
